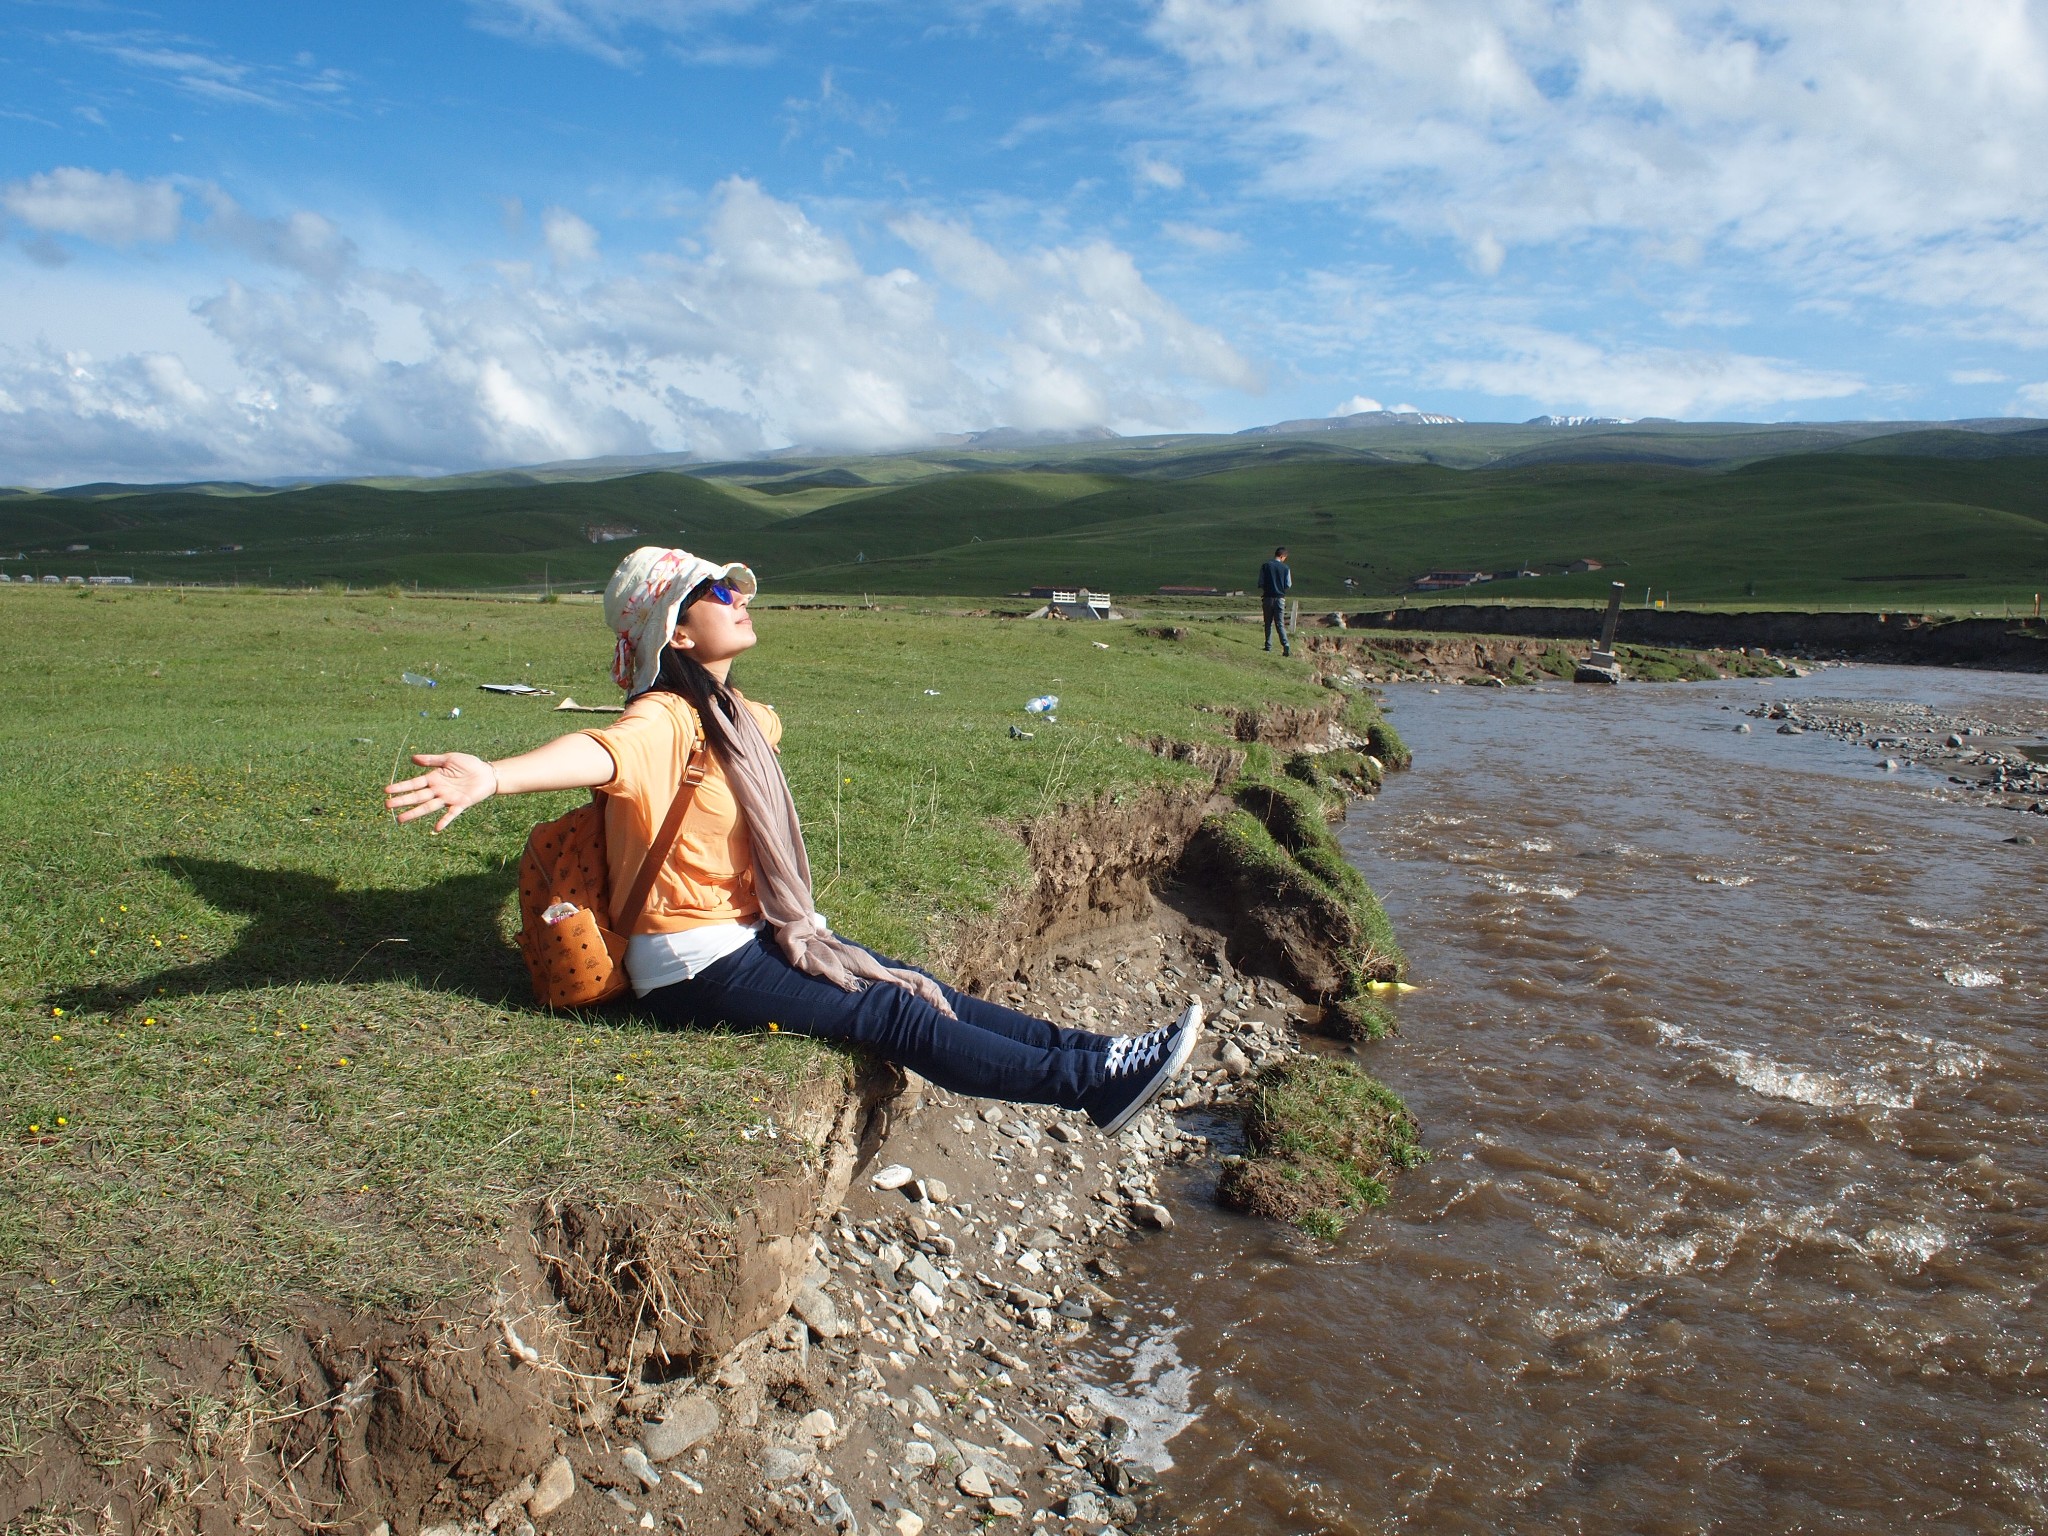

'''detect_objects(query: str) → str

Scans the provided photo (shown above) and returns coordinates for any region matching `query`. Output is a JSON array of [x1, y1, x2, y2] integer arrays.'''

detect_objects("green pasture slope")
[[6, 424, 2048, 608], [0, 584, 1340, 1441]]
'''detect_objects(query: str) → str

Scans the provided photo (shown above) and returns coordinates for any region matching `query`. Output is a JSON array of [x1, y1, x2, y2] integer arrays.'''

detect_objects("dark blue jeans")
[[1263, 597, 1290, 653], [642, 932, 1115, 1112]]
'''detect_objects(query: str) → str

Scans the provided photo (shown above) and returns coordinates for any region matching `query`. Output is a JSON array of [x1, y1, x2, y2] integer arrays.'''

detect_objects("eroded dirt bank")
[[1294, 631, 1794, 686], [505, 911, 1323, 1536], [1352, 605, 2048, 670], [11, 698, 1385, 1536]]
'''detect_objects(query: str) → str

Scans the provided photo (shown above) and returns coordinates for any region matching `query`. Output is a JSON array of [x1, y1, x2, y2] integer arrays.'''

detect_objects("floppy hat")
[[604, 545, 758, 695]]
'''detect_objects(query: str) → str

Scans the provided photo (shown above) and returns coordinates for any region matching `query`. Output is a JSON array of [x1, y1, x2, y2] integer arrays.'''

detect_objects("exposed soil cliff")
[[1352, 605, 2048, 670]]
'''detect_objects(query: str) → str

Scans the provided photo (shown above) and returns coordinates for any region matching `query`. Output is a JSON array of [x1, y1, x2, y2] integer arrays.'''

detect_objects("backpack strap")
[[611, 701, 705, 934]]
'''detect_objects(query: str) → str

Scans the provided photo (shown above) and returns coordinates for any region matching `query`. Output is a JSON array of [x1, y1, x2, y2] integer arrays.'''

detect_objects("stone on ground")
[[642, 1392, 722, 1461]]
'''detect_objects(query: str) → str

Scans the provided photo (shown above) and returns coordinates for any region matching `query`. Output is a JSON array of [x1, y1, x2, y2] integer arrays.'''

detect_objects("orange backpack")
[[515, 723, 704, 1008]]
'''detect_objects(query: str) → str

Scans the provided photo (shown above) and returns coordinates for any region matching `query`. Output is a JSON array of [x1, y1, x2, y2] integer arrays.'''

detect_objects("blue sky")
[[2, 0, 2045, 483]]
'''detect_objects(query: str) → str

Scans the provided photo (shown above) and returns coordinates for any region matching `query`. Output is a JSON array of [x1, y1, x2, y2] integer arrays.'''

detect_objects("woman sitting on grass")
[[384, 546, 1199, 1134]]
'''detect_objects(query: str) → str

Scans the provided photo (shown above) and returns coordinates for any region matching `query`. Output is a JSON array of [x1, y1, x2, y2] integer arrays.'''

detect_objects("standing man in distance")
[[1259, 545, 1292, 656]]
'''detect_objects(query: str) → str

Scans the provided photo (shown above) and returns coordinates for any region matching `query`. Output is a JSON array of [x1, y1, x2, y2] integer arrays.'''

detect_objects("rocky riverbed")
[[421, 915, 1319, 1536], [1744, 691, 2048, 822]]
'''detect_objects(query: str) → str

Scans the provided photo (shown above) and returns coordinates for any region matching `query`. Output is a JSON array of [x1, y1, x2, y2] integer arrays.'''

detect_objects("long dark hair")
[[644, 587, 741, 754]]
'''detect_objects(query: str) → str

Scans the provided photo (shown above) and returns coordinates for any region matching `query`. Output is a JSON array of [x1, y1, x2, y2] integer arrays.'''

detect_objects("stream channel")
[[1092, 665, 2048, 1534]]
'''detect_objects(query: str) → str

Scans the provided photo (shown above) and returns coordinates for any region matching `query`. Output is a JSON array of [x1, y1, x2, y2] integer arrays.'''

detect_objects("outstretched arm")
[[384, 730, 616, 832]]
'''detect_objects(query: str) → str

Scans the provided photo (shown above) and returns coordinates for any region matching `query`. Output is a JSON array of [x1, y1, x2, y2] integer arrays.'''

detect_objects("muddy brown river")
[[1090, 666, 2048, 1535]]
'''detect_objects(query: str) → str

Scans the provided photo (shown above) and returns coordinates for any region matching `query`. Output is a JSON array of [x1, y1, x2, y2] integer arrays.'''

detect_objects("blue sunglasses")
[[689, 576, 750, 607]]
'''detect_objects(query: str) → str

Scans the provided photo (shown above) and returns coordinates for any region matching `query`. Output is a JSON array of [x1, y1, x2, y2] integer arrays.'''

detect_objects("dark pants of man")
[[1262, 597, 1290, 655]]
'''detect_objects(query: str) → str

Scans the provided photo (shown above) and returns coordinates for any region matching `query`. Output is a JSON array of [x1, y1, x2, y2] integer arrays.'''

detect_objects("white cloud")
[[194, 187, 358, 280], [2015, 381, 2048, 414], [1148, 0, 2048, 332], [1159, 221, 1243, 253], [543, 208, 601, 267], [1950, 368, 2010, 385], [1332, 395, 1382, 415], [1, 168, 182, 246], [64, 31, 350, 112], [1135, 156, 1186, 191], [888, 208, 1259, 427], [1428, 328, 1864, 419], [466, 0, 759, 65], [0, 178, 1259, 484]]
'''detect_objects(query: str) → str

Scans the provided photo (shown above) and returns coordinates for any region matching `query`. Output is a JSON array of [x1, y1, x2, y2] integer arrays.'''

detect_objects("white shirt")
[[626, 920, 762, 997]]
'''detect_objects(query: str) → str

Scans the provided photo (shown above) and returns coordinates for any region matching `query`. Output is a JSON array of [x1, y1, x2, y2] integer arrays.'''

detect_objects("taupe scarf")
[[701, 682, 957, 1019]]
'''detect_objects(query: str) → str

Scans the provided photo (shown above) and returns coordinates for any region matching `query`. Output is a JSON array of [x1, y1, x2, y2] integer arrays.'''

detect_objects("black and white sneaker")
[[1088, 1000, 1203, 1135]]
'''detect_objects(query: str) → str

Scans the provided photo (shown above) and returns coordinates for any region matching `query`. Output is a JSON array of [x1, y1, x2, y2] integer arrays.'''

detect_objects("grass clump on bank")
[[1199, 691, 1407, 1039], [1216, 1055, 1425, 1239], [0, 587, 1352, 1453]]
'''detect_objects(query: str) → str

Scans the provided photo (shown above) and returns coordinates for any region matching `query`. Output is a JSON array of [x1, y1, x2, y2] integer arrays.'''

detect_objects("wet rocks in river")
[[1748, 694, 2048, 815]]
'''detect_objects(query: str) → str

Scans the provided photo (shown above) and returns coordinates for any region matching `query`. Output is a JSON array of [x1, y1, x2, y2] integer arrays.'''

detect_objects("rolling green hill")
[[0, 473, 780, 590], [5, 443, 2046, 609]]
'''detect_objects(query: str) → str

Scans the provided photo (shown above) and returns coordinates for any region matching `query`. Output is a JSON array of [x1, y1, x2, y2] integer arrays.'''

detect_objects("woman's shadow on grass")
[[57, 855, 528, 1012]]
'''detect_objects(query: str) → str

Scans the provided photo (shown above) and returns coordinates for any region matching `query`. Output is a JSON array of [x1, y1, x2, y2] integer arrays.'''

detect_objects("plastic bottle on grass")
[[402, 672, 436, 688], [1025, 694, 1059, 714]]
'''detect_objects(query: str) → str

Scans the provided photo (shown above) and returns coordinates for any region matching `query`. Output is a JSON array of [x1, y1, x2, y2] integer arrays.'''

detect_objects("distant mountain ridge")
[[1237, 409, 1465, 435], [9, 416, 2046, 502]]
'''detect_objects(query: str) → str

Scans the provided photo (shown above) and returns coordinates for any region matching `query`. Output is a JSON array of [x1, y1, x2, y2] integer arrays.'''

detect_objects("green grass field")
[[0, 585, 1339, 1448], [6, 429, 2047, 610]]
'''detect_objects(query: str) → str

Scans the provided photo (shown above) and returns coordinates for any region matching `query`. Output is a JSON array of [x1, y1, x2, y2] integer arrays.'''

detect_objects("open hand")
[[385, 752, 497, 832]]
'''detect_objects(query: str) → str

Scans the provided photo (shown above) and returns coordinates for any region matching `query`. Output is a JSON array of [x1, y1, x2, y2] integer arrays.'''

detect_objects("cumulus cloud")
[[890, 210, 1258, 428], [1148, 0, 2048, 332], [1, 167, 182, 246], [543, 208, 602, 267], [1332, 395, 1382, 415], [0, 177, 1259, 484]]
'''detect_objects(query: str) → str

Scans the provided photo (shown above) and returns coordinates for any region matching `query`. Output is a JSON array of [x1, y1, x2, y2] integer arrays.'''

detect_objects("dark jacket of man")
[[1258, 557, 1292, 604]]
